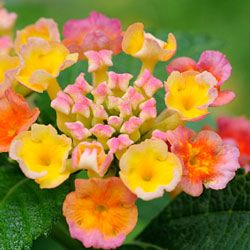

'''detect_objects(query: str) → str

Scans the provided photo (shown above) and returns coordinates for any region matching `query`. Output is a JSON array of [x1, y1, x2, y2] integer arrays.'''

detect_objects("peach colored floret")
[[63, 177, 138, 249], [166, 126, 240, 196]]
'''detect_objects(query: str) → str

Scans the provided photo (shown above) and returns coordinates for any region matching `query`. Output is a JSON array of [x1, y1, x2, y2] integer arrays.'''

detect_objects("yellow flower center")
[[165, 71, 216, 120], [141, 168, 153, 182], [38, 153, 52, 166], [119, 139, 182, 198]]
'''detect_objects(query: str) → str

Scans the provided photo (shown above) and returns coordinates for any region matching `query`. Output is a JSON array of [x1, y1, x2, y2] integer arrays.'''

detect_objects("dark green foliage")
[[138, 173, 250, 250], [0, 165, 71, 250], [119, 242, 165, 250], [58, 61, 89, 89], [34, 92, 56, 126]]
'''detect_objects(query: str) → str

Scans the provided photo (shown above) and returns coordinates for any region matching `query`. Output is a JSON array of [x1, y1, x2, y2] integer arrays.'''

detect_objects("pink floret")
[[51, 91, 73, 115], [135, 69, 163, 97], [63, 11, 122, 60]]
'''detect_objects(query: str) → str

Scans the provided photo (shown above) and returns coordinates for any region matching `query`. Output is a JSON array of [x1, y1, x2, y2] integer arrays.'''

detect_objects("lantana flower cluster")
[[0, 5, 248, 249]]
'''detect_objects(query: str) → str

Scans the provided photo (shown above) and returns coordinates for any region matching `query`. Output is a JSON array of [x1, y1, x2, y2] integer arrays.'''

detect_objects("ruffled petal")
[[166, 57, 196, 74], [63, 177, 138, 249], [0, 89, 39, 152], [197, 50, 232, 85], [9, 124, 72, 188], [210, 90, 235, 106], [119, 139, 182, 200]]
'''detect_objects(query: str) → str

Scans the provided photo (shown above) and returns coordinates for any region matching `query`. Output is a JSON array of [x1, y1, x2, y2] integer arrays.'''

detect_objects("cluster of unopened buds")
[[1, 5, 250, 249]]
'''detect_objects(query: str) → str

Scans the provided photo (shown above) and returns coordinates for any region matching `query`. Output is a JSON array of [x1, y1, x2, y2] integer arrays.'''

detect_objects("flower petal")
[[122, 22, 144, 55], [197, 50, 232, 85], [16, 38, 77, 92], [217, 116, 250, 171], [9, 124, 72, 188], [63, 11, 122, 60], [0, 89, 39, 152], [15, 18, 60, 52], [119, 139, 182, 200], [167, 126, 240, 196], [210, 90, 235, 107], [63, 177, 138, 249], [165, 71, 218, 121], [84, 50, 113, 72], [166, 57, 196, 74], [72, 141, 112, 176]]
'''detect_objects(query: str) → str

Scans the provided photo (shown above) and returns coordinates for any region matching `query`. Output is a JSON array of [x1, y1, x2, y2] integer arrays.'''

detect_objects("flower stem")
[[47, 78, 61, 100], [92, 68, 108, 87], [139, 59, 157, 76], [15, 83, 33, 97], [169, 186, 183, 198]]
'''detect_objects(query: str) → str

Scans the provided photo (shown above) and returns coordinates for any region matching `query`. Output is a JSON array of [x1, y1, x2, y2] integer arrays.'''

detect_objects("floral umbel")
[[0, 4, 243, 250]]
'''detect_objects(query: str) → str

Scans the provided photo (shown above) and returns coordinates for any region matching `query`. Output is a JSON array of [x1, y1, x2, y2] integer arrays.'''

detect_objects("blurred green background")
[[3, 0, 250, 249], [5, 0, 250, 117]]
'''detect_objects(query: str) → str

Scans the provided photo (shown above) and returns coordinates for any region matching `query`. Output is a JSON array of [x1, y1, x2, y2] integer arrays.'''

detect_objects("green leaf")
[[33, 92, 56, 126], [138, 173, 250, 250], [58, 61, 90, 89], [32, 218, 85, 250], [0, 153, 15, 166], [118, 242, 165, 250], [111, 53, 141, 76], [0, 164, 71, 250], [126, 194, 171, 243], [187, 113, 216, 132], [174, 32, 223, 59]]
